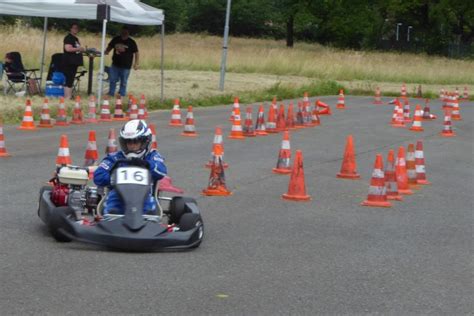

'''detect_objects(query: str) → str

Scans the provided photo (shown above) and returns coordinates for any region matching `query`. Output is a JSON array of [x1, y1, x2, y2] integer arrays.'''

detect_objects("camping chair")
[[3, 52, 41, 96], [46, 53, 87, 97]]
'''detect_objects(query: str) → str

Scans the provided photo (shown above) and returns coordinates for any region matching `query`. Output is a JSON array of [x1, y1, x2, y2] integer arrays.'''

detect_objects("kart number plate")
[[116, 167, 149, 185]]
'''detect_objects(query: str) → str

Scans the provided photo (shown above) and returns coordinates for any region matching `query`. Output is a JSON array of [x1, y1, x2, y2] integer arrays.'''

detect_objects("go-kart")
[[38, 159, 204, 251]]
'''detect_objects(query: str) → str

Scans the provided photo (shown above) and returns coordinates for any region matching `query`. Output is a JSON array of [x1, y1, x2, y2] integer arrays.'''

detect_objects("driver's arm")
[[147, 152, 167, 182], [93, 158, 114, 187]]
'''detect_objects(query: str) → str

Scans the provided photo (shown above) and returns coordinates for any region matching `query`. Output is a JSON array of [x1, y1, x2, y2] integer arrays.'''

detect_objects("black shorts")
[[62, 65, 78, 88]]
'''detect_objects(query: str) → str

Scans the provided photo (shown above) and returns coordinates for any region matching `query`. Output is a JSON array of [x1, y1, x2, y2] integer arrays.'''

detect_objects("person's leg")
[[63, 65, 77, 100], [118, 68, 131, 97], [108, 65, 119, 97]]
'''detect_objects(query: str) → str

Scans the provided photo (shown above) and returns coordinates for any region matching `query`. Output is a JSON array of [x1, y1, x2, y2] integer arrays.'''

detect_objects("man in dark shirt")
[[105, 26, 139, 97], [63, 22, 85, 99]]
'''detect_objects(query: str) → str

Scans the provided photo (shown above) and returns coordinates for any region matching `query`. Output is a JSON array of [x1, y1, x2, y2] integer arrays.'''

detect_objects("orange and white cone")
[[310, 106, 321, 127], [140, 94, 148, 119], [138, 98, 146, 120], [373, 87, 383, 104], [462, 86, 469, 101], [202, 145, 232, 196], [0, 118, 11, 157], [230, 97, 240, 121], [440, 109, 456, 137], [56, 134, 72, 166], [336, 89, 345, 109], [392, 100, 405, 128], [302, 92, 309, 109], [206, 126, 229, 169], [71, 96, 85, 124], [181, 106, 198, 137], [276, 104, 287, 132], [443, 93, 453, 110], [126, 94, 133, 117], [228, 106, 245, 139], [403, 99, 411, 123], [243, 106, 257, 137], [406, 143, 420, 190], [38, 98, 53, 128], [282, 150, 311, 201], [422, 99, 436, 120], [303, 99, 313, 125], [255, 104, 268, 136], [105, 128, 118, 155], [128, 98, 139, 120], [84, 130, 99, 167], [55, 97, 69, 126], [99, 97, 112, 122], [385, 149, 402, 201], [169, 99, 183, 126], [86, 95, 98, 123], [395, 146, 413, 195], [439, 88, 445, 100], [409, 104, 424, 132], [390, 100, 400, 124], [149, 123, 158, 150], [400, 83, 407, 97], [454, 87, 459, 99], [266, 104, 278, 133], [451, 96, 462, 121], [272, 131, 292, 174], [112, 96, 126, 121], [316, 99, 331, 115], [17, 99, 36, 130], [415, 140, 430, 185], [286, 102, 297, 129], [361, 154, 391, 208], [337, 135, 360, 179]]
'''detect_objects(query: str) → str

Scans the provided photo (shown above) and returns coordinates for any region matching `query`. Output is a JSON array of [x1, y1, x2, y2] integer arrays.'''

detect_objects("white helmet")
[[119, 119, 152, 159]]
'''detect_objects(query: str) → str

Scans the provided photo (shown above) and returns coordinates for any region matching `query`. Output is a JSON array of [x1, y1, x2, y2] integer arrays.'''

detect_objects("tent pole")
[[39, 17, 48, 89], [97, 18, 108, 107], [219, 0, 232, 91], [160, 23, 165, 102]]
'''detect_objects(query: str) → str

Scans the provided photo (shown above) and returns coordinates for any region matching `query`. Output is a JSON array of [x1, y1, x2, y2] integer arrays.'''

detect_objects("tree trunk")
[[286, 14, 294, 47]]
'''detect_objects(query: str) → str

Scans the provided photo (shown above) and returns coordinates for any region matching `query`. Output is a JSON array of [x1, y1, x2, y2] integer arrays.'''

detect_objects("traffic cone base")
[[38, 123, 53, 128], [205, 161, 229, 169], [440, 132, 456, 137], [273, 168, 292, 175], [282, 193, 311, 201], [417, 179, 431, 185], [337, 173, 360, 179], [0, 152, 10, 157], [181, 132, 198, 137], [398, 188, 414, 195], [202, 188, 233, 196], [17, 126, 36, 130], [281, 150, 311, 202], [361, 200, 391, 207], [387, 194, 403, 201]]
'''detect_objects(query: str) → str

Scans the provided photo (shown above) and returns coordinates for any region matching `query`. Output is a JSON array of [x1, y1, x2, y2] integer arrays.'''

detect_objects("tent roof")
[[0, 0, 164, 25]]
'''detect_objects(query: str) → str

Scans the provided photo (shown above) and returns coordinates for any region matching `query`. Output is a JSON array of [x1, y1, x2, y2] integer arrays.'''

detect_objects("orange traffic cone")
[[128, 97, 139, 120], [361, 154, 391, 207], [140, 94, 148, 119], [181, 106, 198, 137], [17, 99, 36, 130], [440, 109, 456, 137], [337, 135, 360, 179], [439, 88, 445, 100], [302, 92, 309, 110], [86, 95, 98, 123], [266, 103, 278, 133], [415, 140, 430, 185], [286, 102, 297, 129], [373, 87, 383, 104], [243, 106, 257, 137], [228, 106, 245, 139], [84, 130, 99, 167], [71, 96, 85, 124], [149, 123, 158, 150], [272, 131, 292, 174], [255, 104, 268, 136], [0, 118, 11, 157], [422, 99, 436, 120], [385, 149, 403, 201], [316, 99, 331, 115], [271, 96, 278, 118], [113, 96, 126, 121], [169, 99, 182, 126], [38, 98, 53, 128], [55, 97, 69, 126], [392, 100, 406, 128], [409, 104, 424, 132], [138, 98, 146, 120], [400, 83, 407, 97], [462, 86, 469, 101], [56, 134, 72, 166], [403, 99, 411, 123], [390, 100, 400, 125], [406, 143, 420, 190], [105, 128, 118, 155], [336, 89, 345, 109], [276, 104, 287, 132], [99, 96, 112, 122], [451, 96, 462, 120], [158, 176, 184, 194], [295, 101, 305, 128], [282, 150, 311, 201], [202, 146, 232, 196], [303, 99, 313, 126], [443, 93, 454, 110], [206, 126, 229, 169], [395, 146, 413, 195], [230, 97, 240, 121], [454, 87, 459, 99]]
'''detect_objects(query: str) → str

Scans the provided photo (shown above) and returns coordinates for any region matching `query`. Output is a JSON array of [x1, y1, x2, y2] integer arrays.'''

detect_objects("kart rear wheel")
[[50, 206, 73, 243], [169, 197, 197, 225], [179, 213, 204, 248]]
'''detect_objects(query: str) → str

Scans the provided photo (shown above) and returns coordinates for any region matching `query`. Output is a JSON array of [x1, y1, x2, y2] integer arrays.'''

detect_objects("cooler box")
[[45, 83, 64, 97]]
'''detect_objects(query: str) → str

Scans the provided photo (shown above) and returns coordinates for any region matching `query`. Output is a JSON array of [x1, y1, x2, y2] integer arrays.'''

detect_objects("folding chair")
[[3, 52, 41, 96]]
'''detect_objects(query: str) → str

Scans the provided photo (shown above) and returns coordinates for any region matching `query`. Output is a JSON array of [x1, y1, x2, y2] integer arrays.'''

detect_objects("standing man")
[[105, 26, 139, 97], [63, 22, 85, 99]]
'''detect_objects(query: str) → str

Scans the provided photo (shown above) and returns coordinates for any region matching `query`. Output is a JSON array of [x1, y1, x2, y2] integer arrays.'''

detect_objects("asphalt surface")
[[0, 96, 472, 315]]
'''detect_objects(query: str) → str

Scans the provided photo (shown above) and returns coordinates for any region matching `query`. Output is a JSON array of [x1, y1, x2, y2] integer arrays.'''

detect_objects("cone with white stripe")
[[86, 95, 98, 123], [128, 97, 139, 120], [361, 154, 391, 207], [406, 143, 420, 189], [149, 123, 158, 150], [295, 101, 305, 128], [230, 97, 240, 121], [400, 83, 407, 97], [403, 99, 411, 123], [140, 94, 148, 118], [451, 95, 462, 120], [71, 96, 85, 124], [462, 86, 469, 101], [266, 104, 278, 133], [112, 96, 126, 121], [310, 106, 321, 127], [414, 140, 431, 185], [105, 128, 118, 155], [56, 134, 72, 166], [422, 99, 436, 120], [206, 126, 229, 169], [439, 88, 445, 100], [137, 98, 146, 120], [55, 97, 69, 126], [17, 99, 36, 130], [286, 102, 297, 129], [38, 98, 53, 128], [99, 96, 112, 122], [181, 106, 198, 137], [272, 131, 292, 174], [373, 87, 383, 104], [392, 100, 405, 128], [385, 149, 402, 201], [440, 109, 456, 137], [303, 99, 313, 125], [336, 89, 345, 109], [84, 130, 99, 167], [395, 146, 413, 195], [282, 150, 311, 201], [228, 106, 245, 139], [169, 98, 183, 126], [243, 105, 256, 137], [409, 104, 424, 132], [255, 104, 268, 136], [202, 145, 232, 196], [0, 118, 11, 157]]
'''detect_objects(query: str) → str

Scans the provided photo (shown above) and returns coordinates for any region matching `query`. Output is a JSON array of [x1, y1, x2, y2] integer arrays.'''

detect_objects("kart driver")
[[94, 119, 167, 215]]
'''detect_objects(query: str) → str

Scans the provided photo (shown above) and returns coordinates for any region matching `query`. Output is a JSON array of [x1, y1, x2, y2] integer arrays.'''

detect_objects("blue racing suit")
[[94, 150, 167, 214]]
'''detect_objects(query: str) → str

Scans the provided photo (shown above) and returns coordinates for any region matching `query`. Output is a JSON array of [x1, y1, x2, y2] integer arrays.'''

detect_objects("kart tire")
[[169, 197, 197, 225], [179, 213, 204, 248], [49, 206, 73, 243], [38, 185, 53, 217]]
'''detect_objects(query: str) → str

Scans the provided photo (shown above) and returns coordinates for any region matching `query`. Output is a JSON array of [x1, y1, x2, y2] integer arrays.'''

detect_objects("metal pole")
[[97, 18, 108, 106], [407, 26, 413, 42], [218, 0, 232, 91], [160, 23, 165, 102], [39, 17, 48, 89], [396, 23, 402, 41]]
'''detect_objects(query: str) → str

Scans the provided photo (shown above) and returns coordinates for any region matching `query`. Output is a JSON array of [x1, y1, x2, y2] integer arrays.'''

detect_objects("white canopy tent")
[[0, 0, 165, 102]]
